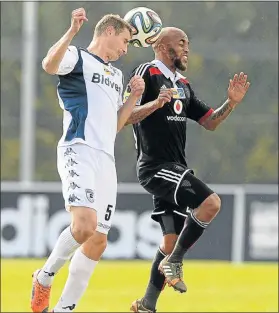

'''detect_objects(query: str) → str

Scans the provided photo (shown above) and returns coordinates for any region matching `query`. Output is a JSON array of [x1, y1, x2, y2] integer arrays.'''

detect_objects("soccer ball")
[[124, 7, 163, 48]]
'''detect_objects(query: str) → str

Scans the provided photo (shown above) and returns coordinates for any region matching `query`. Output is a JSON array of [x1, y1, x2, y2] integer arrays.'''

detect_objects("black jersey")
[[125, 60, 213, 170]]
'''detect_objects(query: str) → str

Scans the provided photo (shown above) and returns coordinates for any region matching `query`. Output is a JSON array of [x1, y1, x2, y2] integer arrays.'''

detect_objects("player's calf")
[[52, 248, 98, 312], [31, 207, 97, 312], [52, 233, 108, 312], [160, 194, 221, 293], [160, 233, 177, 255]]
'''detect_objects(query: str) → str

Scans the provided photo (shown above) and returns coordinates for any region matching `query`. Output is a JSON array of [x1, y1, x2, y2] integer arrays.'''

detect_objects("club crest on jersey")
[[103, 65, 115, 76], [171, 88, 186, 99], [174, 100, 183, 115], [85, 189, 95, 203]]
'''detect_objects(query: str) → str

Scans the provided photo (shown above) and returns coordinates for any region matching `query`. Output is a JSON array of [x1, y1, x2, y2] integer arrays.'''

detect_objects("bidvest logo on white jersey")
[[92, 73, 121, 94]]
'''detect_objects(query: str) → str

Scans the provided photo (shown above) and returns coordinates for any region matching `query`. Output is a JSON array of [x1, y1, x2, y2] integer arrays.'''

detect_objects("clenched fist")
[[70, 8, 88, 35], [129, 75, 145, 98], [155, 88, 173, 108]]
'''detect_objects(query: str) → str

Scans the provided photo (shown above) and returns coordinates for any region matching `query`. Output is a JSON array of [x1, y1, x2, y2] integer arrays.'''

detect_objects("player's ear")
[[105, 25, 115, 36], [158, 43, 167, 53]]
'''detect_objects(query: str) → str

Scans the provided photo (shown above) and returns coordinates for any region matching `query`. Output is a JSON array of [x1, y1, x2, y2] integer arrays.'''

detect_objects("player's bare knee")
[[201, 193, 221, 218], [70, 206, 97, 243], [71, 223, 95, 243]]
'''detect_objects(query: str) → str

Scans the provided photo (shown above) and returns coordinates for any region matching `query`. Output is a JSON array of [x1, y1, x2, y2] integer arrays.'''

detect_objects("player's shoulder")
[[61, 45, 79, 61], [132, 62, 155, 77], [176, 72, 190, 86], [67, 45, 79, 54]]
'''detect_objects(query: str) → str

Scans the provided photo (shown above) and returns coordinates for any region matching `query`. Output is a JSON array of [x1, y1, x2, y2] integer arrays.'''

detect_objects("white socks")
[[36, 226, 98, 311], [37, 226, 80, 287], [53, 248, 98, 312]]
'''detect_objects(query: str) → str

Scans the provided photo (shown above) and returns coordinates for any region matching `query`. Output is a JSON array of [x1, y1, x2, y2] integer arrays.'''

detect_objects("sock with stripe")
[[167, 211, 209, 263], [142, 248, 166, 310]]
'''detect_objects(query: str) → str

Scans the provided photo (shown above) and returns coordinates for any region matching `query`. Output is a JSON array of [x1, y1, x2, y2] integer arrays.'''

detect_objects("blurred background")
[[1, 1, 278, 312]]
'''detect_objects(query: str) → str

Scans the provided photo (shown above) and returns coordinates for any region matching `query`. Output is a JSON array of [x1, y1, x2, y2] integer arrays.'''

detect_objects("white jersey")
[[56, 46, 124, 158]]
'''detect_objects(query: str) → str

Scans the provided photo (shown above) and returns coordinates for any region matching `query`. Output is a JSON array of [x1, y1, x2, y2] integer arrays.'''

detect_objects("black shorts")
[[155, 198, 189, 235], [139, 162, 215, 233]]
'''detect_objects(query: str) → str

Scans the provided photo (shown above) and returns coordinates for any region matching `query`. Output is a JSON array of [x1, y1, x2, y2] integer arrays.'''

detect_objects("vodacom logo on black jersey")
[[167, 100, 186, 122]]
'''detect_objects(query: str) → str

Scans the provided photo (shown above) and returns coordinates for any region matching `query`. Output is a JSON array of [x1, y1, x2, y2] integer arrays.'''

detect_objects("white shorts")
[[57, 143, 117, 235]]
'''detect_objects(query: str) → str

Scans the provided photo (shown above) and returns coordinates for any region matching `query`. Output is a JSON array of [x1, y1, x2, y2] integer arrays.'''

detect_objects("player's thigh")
[[176, 172, 215, 209], [70, 206, 98, 234], [94, 151, 117, 235], [156, 206, 187, 236], [154, 197, 186, 254], [157, 214, 180, 255], [57, 143, 99, 212], [161, 213, 188, 254]]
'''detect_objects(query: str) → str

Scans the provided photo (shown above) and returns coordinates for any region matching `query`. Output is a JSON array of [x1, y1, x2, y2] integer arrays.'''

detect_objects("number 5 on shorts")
[[105, 204, 113, 221]]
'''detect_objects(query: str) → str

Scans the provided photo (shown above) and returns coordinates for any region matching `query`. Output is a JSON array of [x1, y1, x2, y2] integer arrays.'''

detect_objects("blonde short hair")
[[94, 14, 133, 37]]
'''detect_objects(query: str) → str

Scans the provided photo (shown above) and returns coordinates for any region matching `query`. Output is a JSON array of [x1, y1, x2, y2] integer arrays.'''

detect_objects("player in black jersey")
[[125, 27, 250, 313]]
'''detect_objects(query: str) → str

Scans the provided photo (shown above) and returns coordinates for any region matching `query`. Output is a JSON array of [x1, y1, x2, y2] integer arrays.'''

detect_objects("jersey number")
[[105, 204, 113, 221]]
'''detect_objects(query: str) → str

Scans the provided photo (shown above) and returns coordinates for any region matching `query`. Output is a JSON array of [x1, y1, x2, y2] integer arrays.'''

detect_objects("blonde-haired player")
[[31, 8, 145, 312]]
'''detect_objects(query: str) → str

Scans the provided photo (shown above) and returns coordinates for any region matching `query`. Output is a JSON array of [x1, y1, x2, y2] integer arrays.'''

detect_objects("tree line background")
[[1, 1, 278, 183]]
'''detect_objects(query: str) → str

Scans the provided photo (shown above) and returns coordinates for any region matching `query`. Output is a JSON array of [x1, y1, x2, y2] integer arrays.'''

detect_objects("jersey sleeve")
[[187, 84, 214, 124], [123, 63, 151, 105], [55, 46, 79, 76]]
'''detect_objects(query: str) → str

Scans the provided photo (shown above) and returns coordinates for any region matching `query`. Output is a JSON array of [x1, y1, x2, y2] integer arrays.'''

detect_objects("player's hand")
[[155, 88, 173, 108], [129, 75, 145, 98], [227, 72, 250, 107], [70, 8, 88, 35]]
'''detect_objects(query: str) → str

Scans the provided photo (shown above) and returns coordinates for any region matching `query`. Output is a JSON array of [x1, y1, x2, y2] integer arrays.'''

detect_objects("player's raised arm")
[[117, 75, 145, 132], [201, 72, 250, 131], [42, 8, 88, 75]]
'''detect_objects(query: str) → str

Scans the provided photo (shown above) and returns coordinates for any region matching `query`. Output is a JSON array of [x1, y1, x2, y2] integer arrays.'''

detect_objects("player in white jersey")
[[30, 8, 145, 312]]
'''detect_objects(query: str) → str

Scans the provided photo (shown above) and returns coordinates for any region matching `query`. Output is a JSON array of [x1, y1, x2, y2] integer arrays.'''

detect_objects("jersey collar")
[[151, 59, 185, 82], [83, 49, 109, 65]]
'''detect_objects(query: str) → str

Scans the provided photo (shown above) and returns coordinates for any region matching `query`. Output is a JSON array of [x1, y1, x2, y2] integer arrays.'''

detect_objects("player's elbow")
[[207, 124, 217, 131], [202, 120, 217, 131], [42, 58, 57, 75]]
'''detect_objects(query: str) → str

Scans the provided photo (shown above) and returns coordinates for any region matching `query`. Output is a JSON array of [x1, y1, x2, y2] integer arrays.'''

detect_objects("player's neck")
[[155, 56, 176, 74], [87, 39, 111, 64]]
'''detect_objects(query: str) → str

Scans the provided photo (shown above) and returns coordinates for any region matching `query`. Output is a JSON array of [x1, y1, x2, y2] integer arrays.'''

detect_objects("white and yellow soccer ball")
[[124, 7, 163, 48]]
